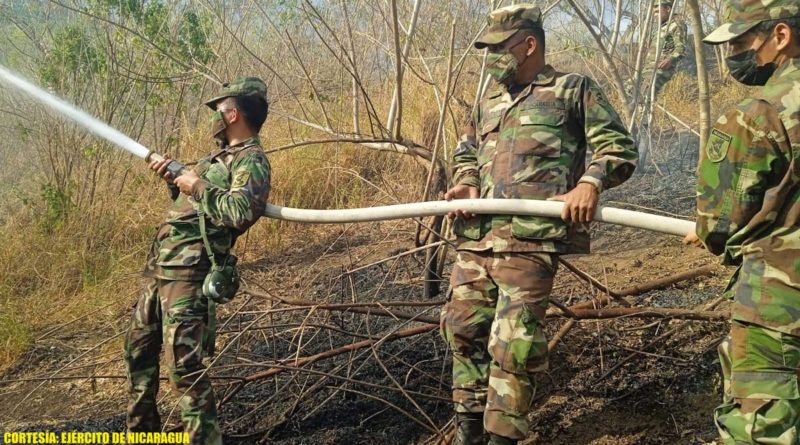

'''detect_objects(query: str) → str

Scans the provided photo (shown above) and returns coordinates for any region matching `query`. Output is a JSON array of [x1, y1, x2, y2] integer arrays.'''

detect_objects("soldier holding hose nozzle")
[[123, 77, 271, 445]]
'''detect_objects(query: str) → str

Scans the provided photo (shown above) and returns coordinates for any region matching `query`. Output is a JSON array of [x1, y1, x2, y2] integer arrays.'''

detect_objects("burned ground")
[[0, 129, 730, 445]]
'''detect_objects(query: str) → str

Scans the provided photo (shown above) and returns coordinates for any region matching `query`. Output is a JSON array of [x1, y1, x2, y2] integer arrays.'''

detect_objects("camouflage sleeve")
[[695, 103, 788, 258], [191, 151, 272, 232], [452, 107, 480, 188], [669, 20, 688, 61], [578, 77, 638, 191]]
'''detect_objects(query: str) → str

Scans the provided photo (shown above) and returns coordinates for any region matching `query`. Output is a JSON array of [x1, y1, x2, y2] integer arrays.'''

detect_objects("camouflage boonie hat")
[[653, 0, 674, 7], [704, 0, 800, 44], [204, 76, 268, 109], [474, 4, 543, 50]]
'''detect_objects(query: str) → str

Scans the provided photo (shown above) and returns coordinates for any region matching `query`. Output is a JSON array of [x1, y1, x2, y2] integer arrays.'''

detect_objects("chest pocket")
[[512, 105, 566, 184], [477, 114, 502, 168], [203, 160, 231, 189]]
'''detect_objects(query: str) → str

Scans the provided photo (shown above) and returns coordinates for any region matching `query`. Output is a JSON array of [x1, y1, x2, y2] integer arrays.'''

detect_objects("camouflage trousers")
[[715, 320, 800, 444], [641, 66, 675, 100], [624, 67, 675, 115], [441, 249, 558, 440], [123, 277, 222, 445]]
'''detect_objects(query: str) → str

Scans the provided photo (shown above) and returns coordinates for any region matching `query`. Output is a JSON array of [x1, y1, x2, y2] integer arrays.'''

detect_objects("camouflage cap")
[[474, 4, 543, 50], [653, 0, 674, 7], [704, 0, 800, 44], [203, 76, 267, 109]]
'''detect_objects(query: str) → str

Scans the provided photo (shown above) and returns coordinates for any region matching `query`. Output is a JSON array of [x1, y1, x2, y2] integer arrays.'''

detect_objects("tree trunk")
[[685, 0, 711, 151]]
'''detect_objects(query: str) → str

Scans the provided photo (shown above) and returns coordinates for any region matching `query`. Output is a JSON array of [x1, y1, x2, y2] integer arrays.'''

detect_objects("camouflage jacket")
[[144, 136, 272, 281], [451, 65, 638, 254], [647, 17, 687, 71], [696, 57, 800, 335]]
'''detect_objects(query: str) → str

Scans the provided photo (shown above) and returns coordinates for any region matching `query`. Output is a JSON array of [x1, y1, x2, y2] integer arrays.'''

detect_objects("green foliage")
[[81, 254, 112, 288], [91, 0, 214, 66], [0, 311, 31, 370], [560, 38, 596, 59], [140, 2, 168, 42], [178, 11, 214, 64], [16, 122, 31, 143], [275, 0, 302, 24], [12, 186, 32, 208], [82, 145, 99, 158], [92, 0, 147, 22], [39, 25, 106, 88], [39, 182, 72, 232]]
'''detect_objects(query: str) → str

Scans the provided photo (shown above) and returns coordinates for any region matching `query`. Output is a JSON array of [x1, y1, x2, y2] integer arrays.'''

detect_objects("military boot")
[[453, 412, 485, 445], [487, 433, 517, 445]]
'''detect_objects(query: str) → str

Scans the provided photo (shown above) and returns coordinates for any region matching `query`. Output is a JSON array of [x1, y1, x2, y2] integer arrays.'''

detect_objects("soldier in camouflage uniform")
[[641, 0, 688, 100], [692, 1, 800, 443], [441, 5, 638, 444], [123, 77, 272, 445]]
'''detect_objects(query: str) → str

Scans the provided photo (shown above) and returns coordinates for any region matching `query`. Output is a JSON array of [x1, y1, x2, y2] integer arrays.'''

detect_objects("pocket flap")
[[514, 110, 565, 156], [156, 243, 204, 267], [452, 216, 485, 241], [731, 371, 800, 400], [514, 182, 565, 200], [480, 116, 501, 137]]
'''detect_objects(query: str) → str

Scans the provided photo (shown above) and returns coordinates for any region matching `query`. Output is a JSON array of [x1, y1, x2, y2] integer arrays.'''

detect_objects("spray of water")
[[0, 64, 151, 159]]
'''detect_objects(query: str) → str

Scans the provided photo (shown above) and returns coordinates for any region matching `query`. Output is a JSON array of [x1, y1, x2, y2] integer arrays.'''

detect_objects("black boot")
[[454, 412, 485, 445], [487, 433, 517, 445]]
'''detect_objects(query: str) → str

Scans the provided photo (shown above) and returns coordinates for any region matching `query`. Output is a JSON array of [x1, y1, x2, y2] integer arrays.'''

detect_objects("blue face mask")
[[725, 35, 778, 86]]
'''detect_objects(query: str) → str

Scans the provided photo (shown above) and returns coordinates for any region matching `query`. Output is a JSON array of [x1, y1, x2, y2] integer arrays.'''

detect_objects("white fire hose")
[[264, 200, 694, 237]]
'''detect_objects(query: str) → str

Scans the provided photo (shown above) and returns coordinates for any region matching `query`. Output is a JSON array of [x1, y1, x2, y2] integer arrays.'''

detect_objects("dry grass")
[[0, 79, 440, 371], [655, 70, 754, 129]]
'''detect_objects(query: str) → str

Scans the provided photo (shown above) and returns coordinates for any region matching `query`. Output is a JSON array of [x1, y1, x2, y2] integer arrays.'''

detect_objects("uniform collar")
[[225, 135, 261, 152], [530, 64, 556, 86], [507, 64, 556, 91], [766, 57, 800, 87], [487, 64, 556, 100], [493, 64, 556, 104]]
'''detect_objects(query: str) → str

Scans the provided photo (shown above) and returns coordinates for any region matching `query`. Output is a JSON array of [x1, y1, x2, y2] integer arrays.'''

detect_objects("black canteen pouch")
[[202, 254, 239, 304], [199, 212, 239, 304]]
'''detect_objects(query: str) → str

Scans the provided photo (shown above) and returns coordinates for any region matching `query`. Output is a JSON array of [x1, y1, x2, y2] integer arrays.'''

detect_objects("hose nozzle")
[[145, 151, 186, 177]]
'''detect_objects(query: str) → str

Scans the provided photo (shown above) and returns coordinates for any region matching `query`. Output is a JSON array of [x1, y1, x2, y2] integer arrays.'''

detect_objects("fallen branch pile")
[[0, 241, 726, 444]]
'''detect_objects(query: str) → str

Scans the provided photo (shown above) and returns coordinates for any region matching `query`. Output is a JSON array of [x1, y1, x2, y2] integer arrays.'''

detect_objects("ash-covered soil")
[[1, 129, 731, 445]]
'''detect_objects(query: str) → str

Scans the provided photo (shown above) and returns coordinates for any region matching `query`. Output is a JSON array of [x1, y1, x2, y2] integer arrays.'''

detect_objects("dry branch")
[[566, 307, 726, 321], [218, 324, 437, 407], [593, 295, 727, 383], [558, 258, 632, 306]]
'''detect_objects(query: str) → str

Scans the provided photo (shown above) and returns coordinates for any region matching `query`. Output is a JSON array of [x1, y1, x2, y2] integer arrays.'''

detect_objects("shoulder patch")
[[232, 169, 251, 187], [706, 128, 732, 163]]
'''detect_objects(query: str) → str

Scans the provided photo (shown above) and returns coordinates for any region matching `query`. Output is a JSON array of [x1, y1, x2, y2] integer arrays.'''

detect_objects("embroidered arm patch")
[[706, 128, 732, 163]]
